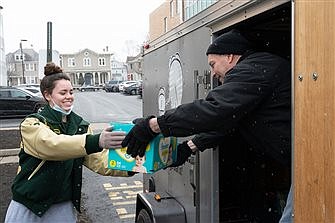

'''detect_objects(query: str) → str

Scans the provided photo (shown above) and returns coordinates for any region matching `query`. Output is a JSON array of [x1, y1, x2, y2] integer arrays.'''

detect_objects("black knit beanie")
[[206, 29, 251, 55]]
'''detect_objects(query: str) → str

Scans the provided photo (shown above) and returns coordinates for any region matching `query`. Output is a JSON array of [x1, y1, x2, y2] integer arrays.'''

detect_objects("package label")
[[108, 122, 177, 173]]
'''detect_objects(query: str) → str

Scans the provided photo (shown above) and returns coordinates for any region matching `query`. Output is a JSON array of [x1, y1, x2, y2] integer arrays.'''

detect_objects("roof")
[[6, 48, 39, 63]]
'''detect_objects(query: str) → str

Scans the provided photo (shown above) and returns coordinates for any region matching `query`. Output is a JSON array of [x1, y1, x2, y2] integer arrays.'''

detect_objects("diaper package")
[[108, 122, 178, 173]]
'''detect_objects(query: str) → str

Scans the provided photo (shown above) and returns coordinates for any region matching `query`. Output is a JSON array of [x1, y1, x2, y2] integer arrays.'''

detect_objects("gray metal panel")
[[143, 26, 218, 222], [142, 26, 211, 117]]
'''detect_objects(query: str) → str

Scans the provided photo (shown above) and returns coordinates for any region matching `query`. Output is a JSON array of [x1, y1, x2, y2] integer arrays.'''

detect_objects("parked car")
[[78, 84, 101, 92], [124, 81, 142, 95], [17, 86, 42, 97], [0, 86, 46, 118], [118, 81, 138, 92], [18, 84, 40, 88], [104, 80, 122, 92]]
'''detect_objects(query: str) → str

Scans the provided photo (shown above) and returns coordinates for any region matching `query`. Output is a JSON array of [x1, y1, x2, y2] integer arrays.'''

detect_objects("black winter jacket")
[[157, 51, 291, 166]]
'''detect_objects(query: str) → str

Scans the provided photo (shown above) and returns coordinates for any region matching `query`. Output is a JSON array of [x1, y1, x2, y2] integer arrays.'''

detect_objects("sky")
[[1, 0, 165, 61]]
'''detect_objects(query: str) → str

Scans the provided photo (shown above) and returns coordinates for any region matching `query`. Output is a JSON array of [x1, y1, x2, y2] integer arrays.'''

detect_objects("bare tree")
[[123, 40, 141, 57]]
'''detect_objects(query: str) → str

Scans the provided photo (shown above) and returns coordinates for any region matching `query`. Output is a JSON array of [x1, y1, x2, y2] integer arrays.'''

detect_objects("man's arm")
[[191, 131, 226, 152], [149, 118, 160, 133]]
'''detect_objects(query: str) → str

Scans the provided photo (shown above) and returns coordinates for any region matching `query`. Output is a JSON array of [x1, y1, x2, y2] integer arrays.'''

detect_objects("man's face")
[[207, 54, 233, 83]]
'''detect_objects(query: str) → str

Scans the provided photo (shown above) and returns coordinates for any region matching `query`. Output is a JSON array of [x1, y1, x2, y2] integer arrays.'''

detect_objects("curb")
[[0, 148, 20, 157], [0, 149, 20, 164], [0, 127, 19, 130]]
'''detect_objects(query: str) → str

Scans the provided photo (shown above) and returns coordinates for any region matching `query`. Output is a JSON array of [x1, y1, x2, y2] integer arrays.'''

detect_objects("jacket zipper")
[[28, 160, 46, 180]]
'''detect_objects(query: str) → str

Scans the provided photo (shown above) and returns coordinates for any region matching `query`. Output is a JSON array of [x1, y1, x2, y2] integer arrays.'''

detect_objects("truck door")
[[294, 1, 335, 222]]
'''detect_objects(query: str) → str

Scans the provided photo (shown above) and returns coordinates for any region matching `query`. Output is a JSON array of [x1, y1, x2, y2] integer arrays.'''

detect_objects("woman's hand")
[[99, 127, 126, 149]]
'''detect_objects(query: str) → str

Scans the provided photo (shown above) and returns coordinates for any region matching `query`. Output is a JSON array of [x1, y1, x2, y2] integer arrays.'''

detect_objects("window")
[[83, 58, 91, 66], [98, 57, 106, 66], [25, 63, 35, 71], [0, 90, 10, 98], [184, 0, 218, 20], [164, 17, 168, 33], [8, 64, 15, 72], [170, 0, 174, 17], [10, 89, 29, 98], [68, 58, 75, 67], [15, 53, 25, 61], [175, 0, 180, 14]]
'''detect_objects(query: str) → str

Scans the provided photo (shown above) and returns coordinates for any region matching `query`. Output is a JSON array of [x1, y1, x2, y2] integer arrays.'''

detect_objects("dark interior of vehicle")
[[215, 2, 291, 222]]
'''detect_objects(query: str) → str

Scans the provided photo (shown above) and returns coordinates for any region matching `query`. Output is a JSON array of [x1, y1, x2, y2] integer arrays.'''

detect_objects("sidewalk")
[[0, 150, 19, 164], [0, 160, 18, 221]]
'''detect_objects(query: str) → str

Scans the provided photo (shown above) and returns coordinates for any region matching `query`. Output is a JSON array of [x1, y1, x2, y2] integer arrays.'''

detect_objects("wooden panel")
[[294, 0, 335, 222]]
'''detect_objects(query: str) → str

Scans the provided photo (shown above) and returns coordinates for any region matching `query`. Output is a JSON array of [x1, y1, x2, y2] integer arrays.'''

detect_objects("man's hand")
[[99, 127, 126, 149], [121, 116, 158, 157], [169, 141, 194, 167]]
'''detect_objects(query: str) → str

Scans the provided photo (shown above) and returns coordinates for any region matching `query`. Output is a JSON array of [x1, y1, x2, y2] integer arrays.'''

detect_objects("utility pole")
[[20, 39, 27, 84], [47, 22, 52, 62]]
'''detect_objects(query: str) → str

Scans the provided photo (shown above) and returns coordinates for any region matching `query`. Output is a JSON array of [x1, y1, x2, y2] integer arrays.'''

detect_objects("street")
[[1, 90, 144, 223], [73, 90, 143, 124], [74, 91, 144, 223]]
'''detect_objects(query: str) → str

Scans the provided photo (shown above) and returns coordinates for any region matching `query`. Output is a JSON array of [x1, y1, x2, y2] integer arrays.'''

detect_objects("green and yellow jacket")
[[11, 105, 129, 217]]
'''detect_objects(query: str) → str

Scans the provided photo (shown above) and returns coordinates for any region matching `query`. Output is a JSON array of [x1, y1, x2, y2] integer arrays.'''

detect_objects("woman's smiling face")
[[44, 79, 74, 111]]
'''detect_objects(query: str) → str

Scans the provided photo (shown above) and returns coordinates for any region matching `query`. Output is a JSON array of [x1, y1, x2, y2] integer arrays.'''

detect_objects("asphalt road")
[[75, 91, 144, 223], [73, 90, 143, 124]]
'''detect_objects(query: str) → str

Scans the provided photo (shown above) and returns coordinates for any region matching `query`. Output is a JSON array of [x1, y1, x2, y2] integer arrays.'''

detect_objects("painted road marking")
[[109, 196, 123, 200], [113, 200, 137, 206], [116, 208, 136, 219], [105, 184, 143, 190], [103, 183, 113, 189], [104, 181, 143, 220], [123, 190, 142, 195], [125, 195, 137, 199], [134, 181, 142, 185], [116, 208, 127, 215], [108, 191, 120, 197], [119, 214, 136, 219]]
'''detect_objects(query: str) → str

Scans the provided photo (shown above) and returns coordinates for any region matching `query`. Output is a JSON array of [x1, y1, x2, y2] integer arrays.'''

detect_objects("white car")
[[17, 86, 42, 97], [118, 81, 138, 92]]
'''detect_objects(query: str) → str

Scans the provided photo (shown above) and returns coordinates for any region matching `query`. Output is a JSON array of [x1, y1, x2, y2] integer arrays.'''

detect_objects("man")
[[122, 29, 291, 221]]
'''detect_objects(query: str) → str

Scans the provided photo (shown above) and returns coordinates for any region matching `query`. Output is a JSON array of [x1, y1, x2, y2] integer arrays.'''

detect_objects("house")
[[111, 59, 127, 81], [6, 48, 39, 86], [126, 55, 143, 81], [60, 48, 112, 88]]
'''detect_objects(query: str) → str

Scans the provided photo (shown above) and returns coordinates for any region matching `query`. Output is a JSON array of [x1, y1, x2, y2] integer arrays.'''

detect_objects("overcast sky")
[[1, 0, 165, 61]]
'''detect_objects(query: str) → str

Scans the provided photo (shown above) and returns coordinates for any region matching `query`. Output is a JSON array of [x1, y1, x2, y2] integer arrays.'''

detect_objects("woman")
[[5, 62, 132, 222]]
